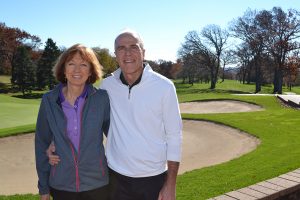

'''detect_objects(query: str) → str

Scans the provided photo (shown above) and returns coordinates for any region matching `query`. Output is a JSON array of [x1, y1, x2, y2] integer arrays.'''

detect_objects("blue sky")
[[1, 0, 299, 61]]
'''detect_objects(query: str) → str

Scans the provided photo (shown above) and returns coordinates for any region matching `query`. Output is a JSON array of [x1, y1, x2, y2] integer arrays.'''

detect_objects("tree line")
[[178, 7, 300, 94], [0, 23, 179, 95]]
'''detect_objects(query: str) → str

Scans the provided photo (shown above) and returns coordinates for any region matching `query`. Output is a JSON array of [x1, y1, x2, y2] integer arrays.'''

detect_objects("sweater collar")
[[112, 62, 152, 84], [120, 67, 143, 88]]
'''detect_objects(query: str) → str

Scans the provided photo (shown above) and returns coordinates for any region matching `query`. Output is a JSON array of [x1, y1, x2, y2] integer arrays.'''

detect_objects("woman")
[[35, 44, 110, 200]]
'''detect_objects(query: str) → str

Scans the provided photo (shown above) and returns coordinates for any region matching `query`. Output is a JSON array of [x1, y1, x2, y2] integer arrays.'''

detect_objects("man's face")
[[115, 34, 145, 76]]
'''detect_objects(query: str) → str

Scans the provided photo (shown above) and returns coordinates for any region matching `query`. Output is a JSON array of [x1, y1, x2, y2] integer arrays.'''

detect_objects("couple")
[[35, 29, 182, 200]]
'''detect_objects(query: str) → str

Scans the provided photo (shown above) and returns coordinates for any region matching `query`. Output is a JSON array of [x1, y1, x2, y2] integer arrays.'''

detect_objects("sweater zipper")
[[128, 86, 131, 99]]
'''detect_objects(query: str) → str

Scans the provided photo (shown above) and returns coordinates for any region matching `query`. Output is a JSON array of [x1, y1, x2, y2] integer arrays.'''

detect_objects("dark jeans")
[[50, 185, 109, 200], [109, 168, 166, 200]]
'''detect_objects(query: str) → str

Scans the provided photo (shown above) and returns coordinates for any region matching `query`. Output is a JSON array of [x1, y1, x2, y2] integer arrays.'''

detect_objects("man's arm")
[[159, 83, 182, 200], [158, 161, 180, 200]]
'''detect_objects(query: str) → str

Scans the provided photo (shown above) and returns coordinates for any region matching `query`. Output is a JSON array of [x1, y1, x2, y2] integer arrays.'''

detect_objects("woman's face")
[[64, 52, 91, 87]]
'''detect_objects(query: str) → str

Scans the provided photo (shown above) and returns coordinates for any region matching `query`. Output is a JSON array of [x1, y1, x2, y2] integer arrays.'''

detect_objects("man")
[[48, 29, 182, 200], [101, 29, 182, 200]]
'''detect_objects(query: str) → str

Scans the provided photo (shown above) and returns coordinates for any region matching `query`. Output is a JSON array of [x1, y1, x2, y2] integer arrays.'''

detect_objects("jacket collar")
[[48, 83, 96, 103]]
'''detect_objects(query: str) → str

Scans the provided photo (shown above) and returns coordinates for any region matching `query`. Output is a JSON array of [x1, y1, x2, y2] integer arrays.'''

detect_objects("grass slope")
[[0, 80, 300, 199], [0, 95, 40, 137], [175, 81, 300, 199]]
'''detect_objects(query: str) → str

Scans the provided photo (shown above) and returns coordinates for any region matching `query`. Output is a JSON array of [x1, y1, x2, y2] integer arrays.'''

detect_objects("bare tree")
[[230, 9, 269, 93], [202, 25, 229, 84], [220, 50, 236, 82], [234, 43, 253, 84], [179, 25, 229, 89], [231, 7, 300, 93], [265, 7, 300, 94], [177, 52, 202, 85]]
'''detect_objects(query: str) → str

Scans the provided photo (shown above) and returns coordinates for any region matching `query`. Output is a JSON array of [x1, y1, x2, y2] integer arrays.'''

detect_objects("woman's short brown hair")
[[53, 44, 102, 84]]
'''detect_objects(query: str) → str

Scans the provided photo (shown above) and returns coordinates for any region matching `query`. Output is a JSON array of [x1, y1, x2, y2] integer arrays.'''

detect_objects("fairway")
[[0, 95, 40, 130], [1, 80, 300, 199]]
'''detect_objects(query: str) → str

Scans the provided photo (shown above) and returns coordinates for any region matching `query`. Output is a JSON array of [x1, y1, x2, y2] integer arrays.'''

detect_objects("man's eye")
[[117, 47, 125, 51], [131, 45, 139, 51]]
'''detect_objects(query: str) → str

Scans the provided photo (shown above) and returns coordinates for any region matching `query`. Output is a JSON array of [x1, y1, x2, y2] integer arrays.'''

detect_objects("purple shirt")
[[59, 84, 87, 152]]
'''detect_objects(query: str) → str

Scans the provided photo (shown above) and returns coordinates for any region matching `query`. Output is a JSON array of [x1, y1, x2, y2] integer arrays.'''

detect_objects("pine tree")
[[36, 38, 60, 89], [11, 46, 35, 96]]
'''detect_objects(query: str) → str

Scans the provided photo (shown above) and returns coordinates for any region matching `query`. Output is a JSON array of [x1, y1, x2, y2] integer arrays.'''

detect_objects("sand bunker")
[[180, 100, 263, 114], [0, 100, 261, 195], [180, 120, 259, 174]]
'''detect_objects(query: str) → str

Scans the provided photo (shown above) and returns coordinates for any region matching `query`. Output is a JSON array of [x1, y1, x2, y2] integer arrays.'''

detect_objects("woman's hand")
[[40, 194, 50, 200], [46, 142, 60, 165]]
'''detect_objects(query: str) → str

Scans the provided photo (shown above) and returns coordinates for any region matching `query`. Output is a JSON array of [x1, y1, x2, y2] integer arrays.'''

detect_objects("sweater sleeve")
[[162, 83, 182, 162], [35, 96, 52, 195]]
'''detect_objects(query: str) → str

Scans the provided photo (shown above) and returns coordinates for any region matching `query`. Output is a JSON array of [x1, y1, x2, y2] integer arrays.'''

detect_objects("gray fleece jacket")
[[35, 84, 110, 194]]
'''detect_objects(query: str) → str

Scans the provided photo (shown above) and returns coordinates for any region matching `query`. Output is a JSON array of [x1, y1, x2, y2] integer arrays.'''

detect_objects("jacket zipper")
[[69, 143, 80, 192], [64, 113, 80, 192], [74, 98, 87, 191], [63, 103, 85, 193], [59, 86, 96, 192]]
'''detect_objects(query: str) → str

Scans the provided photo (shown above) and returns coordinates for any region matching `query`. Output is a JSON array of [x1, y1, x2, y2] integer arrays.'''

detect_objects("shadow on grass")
[[177, 88, 251, 95], [0, 82, 10, 93], [174, 82, 194, 89], [12, 93, 44, 99]]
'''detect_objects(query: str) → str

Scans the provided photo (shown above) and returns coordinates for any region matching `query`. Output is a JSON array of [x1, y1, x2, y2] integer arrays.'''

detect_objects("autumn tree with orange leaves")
[[284, 54, 300, 90], [0, 22, 41, 75]]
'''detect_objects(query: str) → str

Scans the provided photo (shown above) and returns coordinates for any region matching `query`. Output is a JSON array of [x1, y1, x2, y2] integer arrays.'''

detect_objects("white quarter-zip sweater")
[[101, 64, 182, 177]]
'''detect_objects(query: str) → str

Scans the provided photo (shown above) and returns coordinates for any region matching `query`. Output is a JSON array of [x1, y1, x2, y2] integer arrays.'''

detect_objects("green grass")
[[1, 79, 300, 199], [0, 75, 11, 84], [0, 94, 40, 137], [0, 195, 38, 200], [177, 96, 300, 199], [174, 81, 300, 199], [175, 79, 300, 95], [0, 75, 11, 92]]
